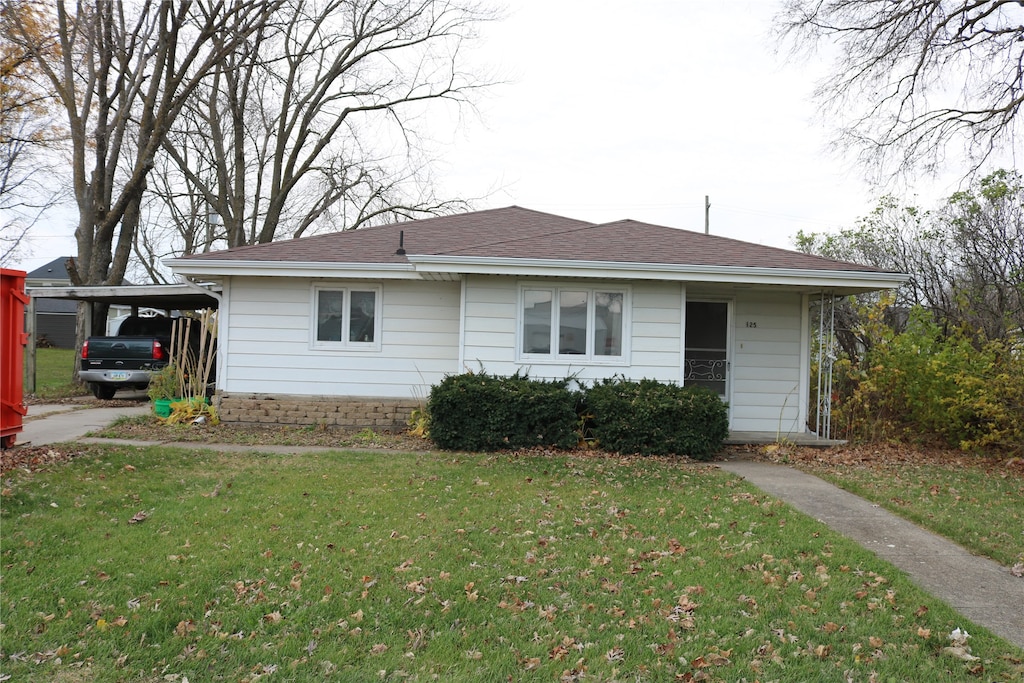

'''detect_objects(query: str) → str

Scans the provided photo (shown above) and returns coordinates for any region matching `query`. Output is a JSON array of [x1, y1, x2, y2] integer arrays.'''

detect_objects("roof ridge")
[[430, 210, 595, 255]]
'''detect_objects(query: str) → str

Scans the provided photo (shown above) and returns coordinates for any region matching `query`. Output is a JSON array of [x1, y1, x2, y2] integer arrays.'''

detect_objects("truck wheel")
[[92, 384, 117, 400]]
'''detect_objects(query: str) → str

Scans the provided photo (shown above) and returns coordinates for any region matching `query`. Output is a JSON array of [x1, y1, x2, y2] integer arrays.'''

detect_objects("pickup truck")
[[80, 316, 173, 400]]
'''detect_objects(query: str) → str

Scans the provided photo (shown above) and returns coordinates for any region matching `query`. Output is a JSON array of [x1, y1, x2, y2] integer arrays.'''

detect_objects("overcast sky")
[[14, 0, 976, 274], [431, 0, 884, 248]]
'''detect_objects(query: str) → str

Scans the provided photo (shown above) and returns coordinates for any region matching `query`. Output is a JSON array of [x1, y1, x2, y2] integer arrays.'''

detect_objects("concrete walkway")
[[7, 405, 1023, 649], [14, 400, 150, 447], [718, 458, 1024, 650]]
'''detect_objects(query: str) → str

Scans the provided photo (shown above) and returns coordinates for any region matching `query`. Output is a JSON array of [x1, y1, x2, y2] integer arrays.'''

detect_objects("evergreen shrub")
[[426, 371, 579, 451], [585, 378, 729, 460]]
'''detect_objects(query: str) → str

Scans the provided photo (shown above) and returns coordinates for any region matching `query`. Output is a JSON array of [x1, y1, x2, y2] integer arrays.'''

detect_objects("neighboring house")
[[25, 257, 76, 348], [25, 257, 139, 347], [168, 206, 908, 439]]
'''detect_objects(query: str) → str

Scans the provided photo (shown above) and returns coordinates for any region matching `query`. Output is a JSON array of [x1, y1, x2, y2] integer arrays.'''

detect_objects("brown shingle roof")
[[178, 206, 890, 273]]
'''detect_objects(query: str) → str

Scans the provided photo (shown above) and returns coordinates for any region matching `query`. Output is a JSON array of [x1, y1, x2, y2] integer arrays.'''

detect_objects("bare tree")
[[798, 169, 1024, 349], [6, 0, 281, 344], [142, 0, 492, 271], [0, 1, 63, 265], [942, 169, 1024, 338], [775, 0, 1024, 178]]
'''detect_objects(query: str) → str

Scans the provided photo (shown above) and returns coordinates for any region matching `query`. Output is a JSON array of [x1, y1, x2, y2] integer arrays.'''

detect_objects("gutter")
[[166, 255, 910, 292]]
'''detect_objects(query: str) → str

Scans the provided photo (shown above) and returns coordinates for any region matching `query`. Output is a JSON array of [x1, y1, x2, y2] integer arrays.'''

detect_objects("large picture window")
[[520, 285, 626, 361], [313, 286, 380, 349]]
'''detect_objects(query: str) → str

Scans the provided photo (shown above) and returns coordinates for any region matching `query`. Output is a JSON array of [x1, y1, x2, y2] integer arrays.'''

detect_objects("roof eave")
[[166, 259, 421, 280], [166, 255, 909, 294]]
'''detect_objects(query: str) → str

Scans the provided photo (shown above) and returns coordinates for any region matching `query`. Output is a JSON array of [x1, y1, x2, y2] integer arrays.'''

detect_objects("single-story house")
[[167, 206, 908, 440]]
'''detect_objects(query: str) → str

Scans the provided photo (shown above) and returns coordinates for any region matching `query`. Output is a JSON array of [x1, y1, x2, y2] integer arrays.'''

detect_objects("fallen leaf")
[[942, 646, 980, 662], [605, 647, 624, 662], [175, 619, 196, 636], [128, 510, 148, 524]]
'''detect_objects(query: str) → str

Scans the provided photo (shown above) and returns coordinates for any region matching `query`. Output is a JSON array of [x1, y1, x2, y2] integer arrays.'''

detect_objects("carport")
[[24, 283, 220, 393]]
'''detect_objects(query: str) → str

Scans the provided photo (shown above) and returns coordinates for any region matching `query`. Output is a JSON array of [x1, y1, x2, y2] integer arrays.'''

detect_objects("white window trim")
[[516, 283, 630, 365], [310, 284, 382, 351]]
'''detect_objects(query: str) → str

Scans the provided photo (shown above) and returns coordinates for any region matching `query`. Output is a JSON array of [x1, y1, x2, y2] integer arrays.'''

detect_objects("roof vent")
[[395, 230, 406, 256]]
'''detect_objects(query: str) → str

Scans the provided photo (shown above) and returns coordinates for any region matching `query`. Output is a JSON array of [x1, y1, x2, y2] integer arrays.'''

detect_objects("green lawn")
[[26, 347, 88, 400], [773, 447, 1024, 569], [2, 445, 1020, 681]]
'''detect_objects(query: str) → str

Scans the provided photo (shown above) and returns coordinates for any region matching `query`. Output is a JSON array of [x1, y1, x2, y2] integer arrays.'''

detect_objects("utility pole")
[[704, 195, 710, 234]]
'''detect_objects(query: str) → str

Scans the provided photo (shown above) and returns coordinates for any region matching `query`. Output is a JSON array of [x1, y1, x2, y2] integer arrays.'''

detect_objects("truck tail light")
[[81, 341, 89, 359], [153, 340, 165, 361]]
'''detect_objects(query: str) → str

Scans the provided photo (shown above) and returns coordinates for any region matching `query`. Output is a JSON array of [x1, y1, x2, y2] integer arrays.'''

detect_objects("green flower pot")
[[153, 398, 175, 418]]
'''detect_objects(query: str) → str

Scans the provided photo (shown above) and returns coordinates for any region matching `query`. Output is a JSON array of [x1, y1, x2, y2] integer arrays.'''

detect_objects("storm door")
[[683, 301, 729, 397]]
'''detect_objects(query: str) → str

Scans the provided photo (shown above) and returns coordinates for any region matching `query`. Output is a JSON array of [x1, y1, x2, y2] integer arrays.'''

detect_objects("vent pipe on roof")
[[395, 230, 406, 256]]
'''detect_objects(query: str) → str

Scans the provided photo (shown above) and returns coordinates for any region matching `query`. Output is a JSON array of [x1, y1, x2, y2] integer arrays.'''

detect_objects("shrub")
[[584, 378, 728, 460], [831, 308, 1024, 453], [426, 371, 579, 451]]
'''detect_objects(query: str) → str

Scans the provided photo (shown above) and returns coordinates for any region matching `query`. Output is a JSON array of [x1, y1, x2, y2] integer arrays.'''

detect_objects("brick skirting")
[[215, 393, 420, 429]]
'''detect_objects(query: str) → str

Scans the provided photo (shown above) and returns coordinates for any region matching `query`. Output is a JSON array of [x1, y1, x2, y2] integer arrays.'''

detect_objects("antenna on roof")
[[395, 230, 406, 256], [705, 195, 710, 235]]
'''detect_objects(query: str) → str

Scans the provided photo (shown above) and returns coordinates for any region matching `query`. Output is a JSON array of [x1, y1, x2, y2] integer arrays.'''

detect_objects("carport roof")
[[27, 283, 219, 310]]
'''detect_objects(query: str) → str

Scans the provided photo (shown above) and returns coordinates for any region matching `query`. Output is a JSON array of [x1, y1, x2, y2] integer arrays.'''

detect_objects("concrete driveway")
[[14, 394, 151, 447]]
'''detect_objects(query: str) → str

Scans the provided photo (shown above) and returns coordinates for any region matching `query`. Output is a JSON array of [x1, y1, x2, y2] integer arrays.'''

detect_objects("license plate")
[[109, 371, 129, 381]]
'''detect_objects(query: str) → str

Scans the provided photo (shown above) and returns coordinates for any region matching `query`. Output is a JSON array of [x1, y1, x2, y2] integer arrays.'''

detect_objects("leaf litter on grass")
[[1, 445, 1022, 682], [746, 442, 1024, 568]]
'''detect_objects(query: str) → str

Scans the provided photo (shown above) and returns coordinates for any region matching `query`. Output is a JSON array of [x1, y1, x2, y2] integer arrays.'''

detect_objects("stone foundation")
[[215, 393, 420, 429]]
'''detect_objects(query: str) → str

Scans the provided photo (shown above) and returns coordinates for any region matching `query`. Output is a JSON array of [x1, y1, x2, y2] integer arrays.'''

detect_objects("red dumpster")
[[1, 268, 29, 448]]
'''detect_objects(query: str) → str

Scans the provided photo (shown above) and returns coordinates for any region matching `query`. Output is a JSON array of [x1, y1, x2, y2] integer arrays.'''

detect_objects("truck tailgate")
[[83, 338, 160, 360]]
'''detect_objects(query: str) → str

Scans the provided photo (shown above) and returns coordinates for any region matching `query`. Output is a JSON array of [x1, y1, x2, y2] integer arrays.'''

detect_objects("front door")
[[683, 301, 729, 398]]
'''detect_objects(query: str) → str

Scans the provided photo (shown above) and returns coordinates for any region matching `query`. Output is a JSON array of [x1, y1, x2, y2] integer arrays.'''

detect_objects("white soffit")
[[166, 256, 908, 293]]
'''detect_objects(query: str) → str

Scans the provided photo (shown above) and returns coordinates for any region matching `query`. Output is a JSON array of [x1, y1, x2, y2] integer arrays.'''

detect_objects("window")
[[313, 286, 380, 349], [520, 285, 626, 361]]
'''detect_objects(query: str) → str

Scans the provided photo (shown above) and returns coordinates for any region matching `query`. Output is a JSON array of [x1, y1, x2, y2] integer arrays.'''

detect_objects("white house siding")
[[220, 275, 810, 435], [460, 279, 809, 435], [729, 290, 806, 434], [460, 276, 683, 385], [221, 276, 461, 398]]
